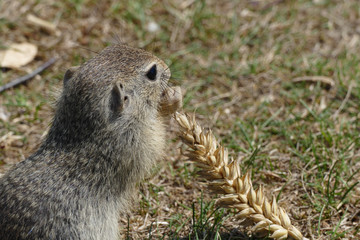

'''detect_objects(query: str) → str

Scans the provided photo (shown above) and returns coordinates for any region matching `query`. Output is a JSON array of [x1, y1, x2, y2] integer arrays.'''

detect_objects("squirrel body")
[[0, 44, 181, 239]]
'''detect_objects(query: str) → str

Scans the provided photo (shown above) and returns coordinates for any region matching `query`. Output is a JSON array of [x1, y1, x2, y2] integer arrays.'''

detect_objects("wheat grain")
[[175, 112, 304, 240]]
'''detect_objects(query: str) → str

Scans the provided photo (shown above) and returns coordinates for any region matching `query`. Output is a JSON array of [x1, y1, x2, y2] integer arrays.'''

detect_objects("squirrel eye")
[[146, 64, 157, 81]]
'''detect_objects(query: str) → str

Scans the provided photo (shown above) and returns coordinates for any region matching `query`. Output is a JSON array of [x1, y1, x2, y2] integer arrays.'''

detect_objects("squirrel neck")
[[35, 114, 164, 199]]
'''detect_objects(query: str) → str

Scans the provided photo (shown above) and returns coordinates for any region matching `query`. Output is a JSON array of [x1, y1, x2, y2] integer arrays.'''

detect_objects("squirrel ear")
[[110, 83, 128, 115], [63, 66, 79, 85]]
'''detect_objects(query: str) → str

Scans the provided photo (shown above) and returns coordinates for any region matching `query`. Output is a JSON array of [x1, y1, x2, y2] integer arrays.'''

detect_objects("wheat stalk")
[[175, 112, 304, 240]]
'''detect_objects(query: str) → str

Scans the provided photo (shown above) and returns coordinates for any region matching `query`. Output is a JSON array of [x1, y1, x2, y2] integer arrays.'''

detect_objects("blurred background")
[[1, 0, 360, 239]]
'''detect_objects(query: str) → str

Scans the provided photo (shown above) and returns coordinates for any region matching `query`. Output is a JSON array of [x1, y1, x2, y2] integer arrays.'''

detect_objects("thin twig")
[[332, 81, 354, 119], [0, 57, 57, 93], [292, 76, 335, 88]]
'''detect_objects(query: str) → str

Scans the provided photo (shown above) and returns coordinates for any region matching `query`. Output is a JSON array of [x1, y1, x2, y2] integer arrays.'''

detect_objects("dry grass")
[[1, 0, 360, 239]]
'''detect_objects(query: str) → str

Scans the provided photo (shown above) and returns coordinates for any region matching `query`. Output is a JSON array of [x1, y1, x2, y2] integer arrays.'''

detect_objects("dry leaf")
[[0, 106, 10, 122], [0, 43, 38, 68]]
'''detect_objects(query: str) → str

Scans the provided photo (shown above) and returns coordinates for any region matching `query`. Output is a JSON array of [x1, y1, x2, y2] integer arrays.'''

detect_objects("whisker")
[[110, 33, 124, 45], [75, 44, 100, 55]]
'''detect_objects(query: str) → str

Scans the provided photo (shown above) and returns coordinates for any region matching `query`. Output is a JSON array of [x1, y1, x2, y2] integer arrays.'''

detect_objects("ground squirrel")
[[0, 44, 182, 239]]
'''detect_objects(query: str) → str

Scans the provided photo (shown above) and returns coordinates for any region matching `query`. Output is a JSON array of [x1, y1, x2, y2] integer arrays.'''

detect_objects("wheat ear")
[[175, 112, 304, 240]]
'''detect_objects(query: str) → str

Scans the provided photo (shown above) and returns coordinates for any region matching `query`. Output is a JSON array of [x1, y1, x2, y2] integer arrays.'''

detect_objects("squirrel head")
[[49, 44, 174, 146], [63, 44, 170, 121]]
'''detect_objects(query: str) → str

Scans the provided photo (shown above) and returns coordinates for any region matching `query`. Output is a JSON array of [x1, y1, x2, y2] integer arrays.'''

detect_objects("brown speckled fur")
[[0, 44, 171, 240]]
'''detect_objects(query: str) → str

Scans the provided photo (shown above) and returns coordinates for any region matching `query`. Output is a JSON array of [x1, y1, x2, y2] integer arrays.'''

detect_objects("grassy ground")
[[1, 0, 360, 239]]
